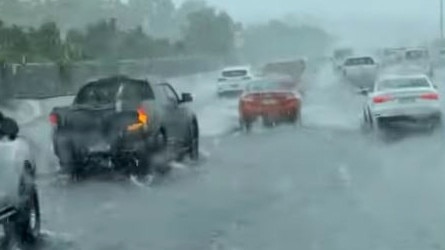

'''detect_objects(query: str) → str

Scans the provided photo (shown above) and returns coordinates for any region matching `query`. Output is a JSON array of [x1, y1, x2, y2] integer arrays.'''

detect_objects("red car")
[[239, 78, 302, 130]]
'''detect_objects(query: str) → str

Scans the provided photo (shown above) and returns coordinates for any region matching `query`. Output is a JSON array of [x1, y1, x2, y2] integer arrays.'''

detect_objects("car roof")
[[264, 58, 306, 64], [345, 55, 375, 60], [84, 75, 161, 88], [221, 65, 251, 72], [405, 47, 428, 52]]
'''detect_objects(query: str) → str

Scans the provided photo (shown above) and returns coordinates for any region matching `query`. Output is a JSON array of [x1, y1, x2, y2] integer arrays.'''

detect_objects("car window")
[[154, 85, 168, 105], [406, 50, 428, 60], [162, 84, 179, 104], [222, 70, 248, 78], [74, 78, 154, 105], [344, 57, 375, 66], [377, 78, 431, 91], [75, 82, 117, 105]]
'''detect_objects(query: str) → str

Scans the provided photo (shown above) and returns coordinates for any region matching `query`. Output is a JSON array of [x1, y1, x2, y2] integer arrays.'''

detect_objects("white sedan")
[[362, 74, 441, 130]]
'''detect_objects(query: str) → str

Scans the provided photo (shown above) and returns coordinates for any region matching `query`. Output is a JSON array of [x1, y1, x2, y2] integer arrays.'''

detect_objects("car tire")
[[289, 109, 302, 127], [64, 162, 84, 181], [188, 121, 199, 161], [240, 118, 252, 132], [152, 129, 172, 175], [288, 110, 298, 124], [4, 188, 41, 245], [262, 116, 275, 128], [128, 152, 152, 182], [57, 146, 84, 181], [428, 115, 443, 134], [372, 118, 390, 141], [361, 109, 373, 133]]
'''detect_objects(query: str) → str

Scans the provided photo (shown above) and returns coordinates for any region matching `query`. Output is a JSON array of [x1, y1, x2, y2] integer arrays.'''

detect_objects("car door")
[[158, 83, 189, 144]]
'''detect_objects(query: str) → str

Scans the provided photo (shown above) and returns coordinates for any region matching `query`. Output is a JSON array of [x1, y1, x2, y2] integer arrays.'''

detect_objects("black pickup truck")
[[49, 75, 199, 179]]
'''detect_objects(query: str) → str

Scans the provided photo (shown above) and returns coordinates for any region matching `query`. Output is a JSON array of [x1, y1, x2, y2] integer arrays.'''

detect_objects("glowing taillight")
[[373, 95, 393, 104], [49, 113, 58, 125], [127, 106, 149, 131], [420, 92, 439, 100], [137, 107, 148, 124]]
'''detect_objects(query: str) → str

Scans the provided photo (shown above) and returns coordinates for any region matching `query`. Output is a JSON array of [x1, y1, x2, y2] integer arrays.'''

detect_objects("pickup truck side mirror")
[[180, 93, 193, 103]]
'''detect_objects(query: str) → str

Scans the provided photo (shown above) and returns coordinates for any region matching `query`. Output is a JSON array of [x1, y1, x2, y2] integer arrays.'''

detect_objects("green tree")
[[83, 18, 119, 60], [242, 19, 331, 63], [65, 29, 86, 60], [0, 24, 30, 62], [127, 0, 176, 37], [175, 0, 208, 24], [119, 26, 150, 59], [182, 7, 235, 57], [30, 22, 63, 61]]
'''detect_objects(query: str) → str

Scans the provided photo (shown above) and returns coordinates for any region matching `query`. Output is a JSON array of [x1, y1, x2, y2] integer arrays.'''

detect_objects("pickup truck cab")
[[50, 75, 199, 180], [342, 56, 379, 89]]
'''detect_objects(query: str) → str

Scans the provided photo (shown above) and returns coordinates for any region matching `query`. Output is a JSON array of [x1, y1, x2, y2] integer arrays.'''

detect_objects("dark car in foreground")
[[50, 75, 199, 179]]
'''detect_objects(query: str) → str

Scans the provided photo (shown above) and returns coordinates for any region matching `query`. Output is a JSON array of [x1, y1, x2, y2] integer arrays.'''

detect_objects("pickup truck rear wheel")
[[152, 130, 172, 175], [188, 122, 199, 161], [132, 152, 151, 180]]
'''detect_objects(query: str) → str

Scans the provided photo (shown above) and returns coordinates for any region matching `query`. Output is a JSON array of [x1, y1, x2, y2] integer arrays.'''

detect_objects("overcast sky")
[[174, 0, 438, 21], [173, 0, 441, 48]]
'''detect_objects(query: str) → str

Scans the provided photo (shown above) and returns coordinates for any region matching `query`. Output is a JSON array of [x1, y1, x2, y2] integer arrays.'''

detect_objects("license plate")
[[88, 143, 110, 152], [262, 99, 277, 105], [398, 97, 415, 103]]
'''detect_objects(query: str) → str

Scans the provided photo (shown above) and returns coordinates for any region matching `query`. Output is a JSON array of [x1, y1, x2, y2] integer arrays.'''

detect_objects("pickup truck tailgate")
[[57, 105, 140, 150]]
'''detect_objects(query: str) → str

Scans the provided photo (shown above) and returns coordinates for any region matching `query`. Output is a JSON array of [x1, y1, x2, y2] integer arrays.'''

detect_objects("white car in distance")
[[342, 56, 379, 89], [403, 48, 434, 77], [217, 66, 255, 97], [361, 74, 441, 131]]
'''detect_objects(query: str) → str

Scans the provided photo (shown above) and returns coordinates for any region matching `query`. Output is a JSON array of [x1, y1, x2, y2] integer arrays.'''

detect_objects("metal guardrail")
[[0, 56, 224, 100]]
